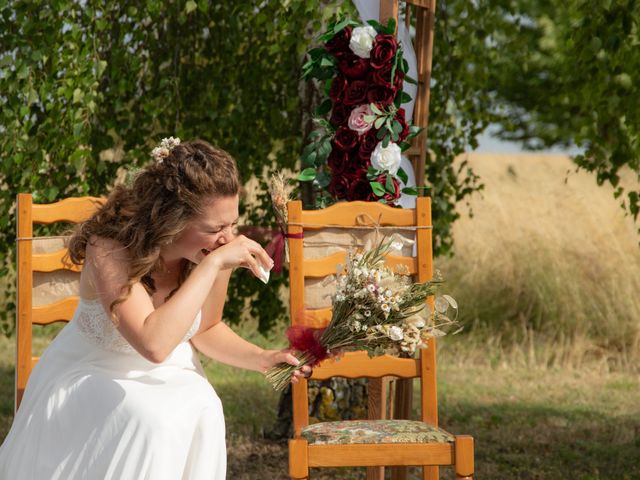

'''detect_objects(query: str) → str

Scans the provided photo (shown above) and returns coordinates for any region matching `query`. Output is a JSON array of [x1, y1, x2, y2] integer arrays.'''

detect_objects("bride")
[[0, 138, 308, 479]]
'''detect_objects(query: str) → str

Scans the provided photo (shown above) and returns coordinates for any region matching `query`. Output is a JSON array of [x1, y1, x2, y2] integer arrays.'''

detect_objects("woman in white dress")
[[0, 138, 307, 480]]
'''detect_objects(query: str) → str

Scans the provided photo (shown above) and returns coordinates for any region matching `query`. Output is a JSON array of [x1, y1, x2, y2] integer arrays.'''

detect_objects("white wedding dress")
[[0, 297, 226, 480]]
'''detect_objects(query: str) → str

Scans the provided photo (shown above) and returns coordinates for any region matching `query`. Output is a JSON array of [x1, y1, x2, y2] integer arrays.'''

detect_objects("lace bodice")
[[74, 298, 201, 354]]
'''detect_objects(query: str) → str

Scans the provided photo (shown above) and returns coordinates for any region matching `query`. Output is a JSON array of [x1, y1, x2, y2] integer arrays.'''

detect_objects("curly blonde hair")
[[68, 139, 240, 315]]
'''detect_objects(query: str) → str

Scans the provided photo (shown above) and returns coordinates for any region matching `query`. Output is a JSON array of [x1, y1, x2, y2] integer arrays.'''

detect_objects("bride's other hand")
[[260, 349, 312, 384], [206, 235, 273, 280]]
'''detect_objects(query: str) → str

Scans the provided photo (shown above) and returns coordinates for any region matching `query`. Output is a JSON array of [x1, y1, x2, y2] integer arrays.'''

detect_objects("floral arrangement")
[[265, 171, 295, 272], [151, 136, 181, 163], [298, 18, 422, 208], [266, 239, 458, 391]]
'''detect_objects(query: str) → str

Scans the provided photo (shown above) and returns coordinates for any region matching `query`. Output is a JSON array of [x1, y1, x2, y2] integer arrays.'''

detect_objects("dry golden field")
[[437, 152, 640, 370]]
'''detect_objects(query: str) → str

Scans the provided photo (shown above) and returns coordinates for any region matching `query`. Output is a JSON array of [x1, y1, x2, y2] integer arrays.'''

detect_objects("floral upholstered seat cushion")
[[300, 419, 454, 445]]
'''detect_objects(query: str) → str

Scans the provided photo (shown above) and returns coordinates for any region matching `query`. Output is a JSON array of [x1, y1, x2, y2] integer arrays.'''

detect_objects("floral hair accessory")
[[151, 137, 181, 163]]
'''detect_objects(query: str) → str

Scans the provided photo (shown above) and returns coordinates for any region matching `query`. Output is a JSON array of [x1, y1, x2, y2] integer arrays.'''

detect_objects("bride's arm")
[[191, 280, 310, 379], [88, 235, 269, 364], [191, 323, 309, 381]]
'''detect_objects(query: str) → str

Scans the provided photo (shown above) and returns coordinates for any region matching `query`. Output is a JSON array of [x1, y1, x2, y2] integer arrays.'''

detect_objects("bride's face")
[[165, 194, 240, 265]]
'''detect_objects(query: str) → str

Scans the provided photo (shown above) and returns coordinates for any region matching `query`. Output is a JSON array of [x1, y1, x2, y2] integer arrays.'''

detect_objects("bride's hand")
[[206, 235, 273, 280], [260, 349, 312, 384]]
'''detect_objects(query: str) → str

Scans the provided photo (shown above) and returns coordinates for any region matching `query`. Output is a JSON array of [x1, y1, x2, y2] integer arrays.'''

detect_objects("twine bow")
[[265, 227, 303, 273]]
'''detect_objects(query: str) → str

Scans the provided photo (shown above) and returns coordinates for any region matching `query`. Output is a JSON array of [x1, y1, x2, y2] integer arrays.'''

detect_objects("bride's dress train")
[[0, 298, 226, 480]]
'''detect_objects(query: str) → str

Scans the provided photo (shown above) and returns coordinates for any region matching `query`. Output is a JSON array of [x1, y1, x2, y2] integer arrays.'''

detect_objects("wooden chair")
[[15, 193, 104, 412], [287, 198, 474, 480]]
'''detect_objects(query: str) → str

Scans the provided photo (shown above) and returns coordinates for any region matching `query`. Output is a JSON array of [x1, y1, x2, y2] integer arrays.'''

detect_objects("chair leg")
[[454, 435, 474, 480], [422, 465, 439, 480], [289, 438, 309, 479]]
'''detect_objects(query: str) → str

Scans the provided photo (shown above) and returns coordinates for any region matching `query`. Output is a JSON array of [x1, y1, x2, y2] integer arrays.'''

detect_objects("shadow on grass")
[[437, 401, 640, 480]]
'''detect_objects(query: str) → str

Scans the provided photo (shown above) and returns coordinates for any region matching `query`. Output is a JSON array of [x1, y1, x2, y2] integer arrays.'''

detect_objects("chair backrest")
[[15, 193, 104, 411], [287, 197, 438, 436]]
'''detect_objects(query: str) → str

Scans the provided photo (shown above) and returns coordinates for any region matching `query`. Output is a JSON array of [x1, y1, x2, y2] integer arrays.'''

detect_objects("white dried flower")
[[406, 315, 425, 329], [388, 326, 404, 341], [151, 136, 181, 163]]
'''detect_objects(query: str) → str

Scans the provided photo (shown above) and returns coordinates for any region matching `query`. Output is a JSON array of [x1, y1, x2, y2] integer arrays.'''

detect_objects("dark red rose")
[[375, 174, 401, 203], [329, 174, 350, 200], [396, 108, 410, 142], [367, 85, 396, 106], [371, 62, 404, 89], [329, 103, 351, 127], [370, 34, 398, 69], [343, 80, 369, 106], [334, 127, 359, 152], [326, 27, 351, 54], [327, 149, 350, 175], [338, 53, 370, 79], [358, 129, 378, 162], [346, 172, 376, 201], [329, 75, 348, 103]]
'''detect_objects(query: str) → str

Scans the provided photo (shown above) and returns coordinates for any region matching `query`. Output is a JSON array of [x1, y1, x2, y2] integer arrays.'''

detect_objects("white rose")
[[389, 325, 404, 341], [349, 25, 377, 58], [371, 141, 402, 175]]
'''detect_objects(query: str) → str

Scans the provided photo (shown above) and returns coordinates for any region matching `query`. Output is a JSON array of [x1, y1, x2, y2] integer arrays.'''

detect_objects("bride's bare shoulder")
[[85, 235, 130, 265]]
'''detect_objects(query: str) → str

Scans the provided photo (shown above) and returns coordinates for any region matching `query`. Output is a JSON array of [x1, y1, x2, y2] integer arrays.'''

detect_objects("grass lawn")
[[3, 329, 636, 480]]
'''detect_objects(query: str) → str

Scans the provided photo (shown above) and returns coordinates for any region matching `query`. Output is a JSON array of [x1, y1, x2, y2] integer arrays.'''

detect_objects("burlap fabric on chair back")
[[302, 228, 415, 310], [32, 236, 79, 307]]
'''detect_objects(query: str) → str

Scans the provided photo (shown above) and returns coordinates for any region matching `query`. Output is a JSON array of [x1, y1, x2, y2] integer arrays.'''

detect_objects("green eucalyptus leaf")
[[315, 99, 332, 117], [370, 181, 385, 196], [397, 167, 408, 184], [298, 168, 317, 182], [385, 174, 394, 192], [370, 103, 383, 115], [315, 171, 331, 188], [404, 74, 418, 85]]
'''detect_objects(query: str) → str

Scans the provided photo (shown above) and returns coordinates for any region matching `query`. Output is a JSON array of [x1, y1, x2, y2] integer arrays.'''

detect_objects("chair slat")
[[302, 308, 332, 327], [32, 297, 79, 324], [299, 201, 415, 227], [33, 249, 80, 273], [304, 254, 417, 278], [312, 352, 419, 380], [307, 443, 453, 467], [32, 196, 104, 224]]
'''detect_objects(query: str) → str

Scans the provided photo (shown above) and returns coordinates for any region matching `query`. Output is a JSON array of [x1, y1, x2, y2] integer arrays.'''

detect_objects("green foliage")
[[0, 0, 332, 335], [2, 0, 637, 335], [462, 0, 640, 225]]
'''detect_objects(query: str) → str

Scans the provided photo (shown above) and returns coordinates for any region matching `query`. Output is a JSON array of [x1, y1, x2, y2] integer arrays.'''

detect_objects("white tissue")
[[257, 264, 271, 284]]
